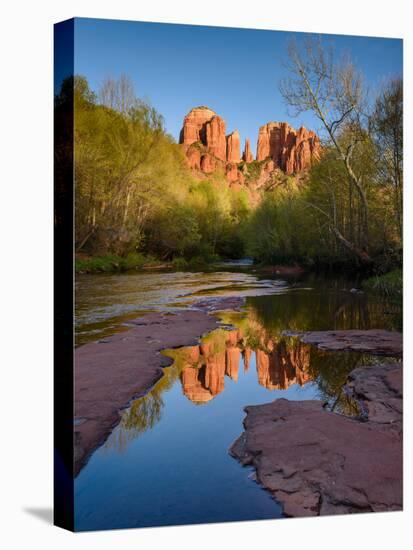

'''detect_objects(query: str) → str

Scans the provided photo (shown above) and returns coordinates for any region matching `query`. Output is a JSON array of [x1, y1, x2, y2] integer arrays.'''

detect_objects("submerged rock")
[[230, 360, 402, 517]]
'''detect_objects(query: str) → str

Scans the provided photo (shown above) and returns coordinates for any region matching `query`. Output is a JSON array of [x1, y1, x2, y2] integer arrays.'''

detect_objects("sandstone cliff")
[[179, 106, 321, 186], [226, 130, 241, 163], [242, 138, 253, 163], [256, 122, 320, 174]]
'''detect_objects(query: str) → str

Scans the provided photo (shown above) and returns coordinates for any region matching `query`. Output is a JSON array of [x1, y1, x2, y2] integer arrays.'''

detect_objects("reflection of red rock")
[[256, 341, 311, 390], [181, 365, 214, 403], [226, 347, 240, 381], [180, 328, 312, 404], [181, 329, 244, 402], [199, 341, 226, 396], [256, 122, 320, 174], [243, 348, 252, 371]]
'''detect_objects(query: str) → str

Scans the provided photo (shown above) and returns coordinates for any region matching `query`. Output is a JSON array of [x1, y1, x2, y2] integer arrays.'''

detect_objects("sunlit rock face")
[[226, 130, 241, 163], [256, 122, 320, 173], [179, 107, 245, 185], [179, 106, 218, 145], [242, 138, 253, 163], [179, 107, 227, 161], [180, 108, 321, 187]]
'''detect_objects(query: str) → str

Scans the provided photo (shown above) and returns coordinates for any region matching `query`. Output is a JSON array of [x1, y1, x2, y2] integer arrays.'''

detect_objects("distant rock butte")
[[179, 106, 226, 161], [256, 122, 321, 174], [179, 107, 321, 184]]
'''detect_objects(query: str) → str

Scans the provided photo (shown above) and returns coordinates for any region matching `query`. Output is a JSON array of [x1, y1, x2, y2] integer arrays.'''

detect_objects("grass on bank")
[[75, 252, 148, 273], [75, 252, 222, 274], [362, 269, 402, 298]]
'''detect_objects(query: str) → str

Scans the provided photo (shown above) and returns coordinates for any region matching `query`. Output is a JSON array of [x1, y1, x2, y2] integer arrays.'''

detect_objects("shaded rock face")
[[256, 122, 320, 174], [226, 130, 241, 163], [242, 138, 253, 162]]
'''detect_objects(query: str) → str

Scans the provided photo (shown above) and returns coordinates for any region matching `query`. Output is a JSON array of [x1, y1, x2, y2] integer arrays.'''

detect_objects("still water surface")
[[74, 269, 400, 531]]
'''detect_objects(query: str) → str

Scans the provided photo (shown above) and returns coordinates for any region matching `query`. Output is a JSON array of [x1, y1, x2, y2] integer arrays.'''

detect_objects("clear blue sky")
[[72, 17, 402, 155]]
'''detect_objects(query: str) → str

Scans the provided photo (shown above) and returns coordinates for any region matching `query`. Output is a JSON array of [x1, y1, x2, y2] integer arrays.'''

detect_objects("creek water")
[[74, 268, 401, 531]]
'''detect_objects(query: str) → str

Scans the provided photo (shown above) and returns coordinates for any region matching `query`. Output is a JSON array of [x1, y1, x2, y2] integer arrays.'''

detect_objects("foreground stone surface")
[[74, 298, 244, 475], [284, 329, 403, 357], [230, 362, 402, 516]]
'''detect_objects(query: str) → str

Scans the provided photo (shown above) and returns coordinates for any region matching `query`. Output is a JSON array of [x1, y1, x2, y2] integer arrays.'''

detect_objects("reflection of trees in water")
[[104, 352, 183, 453], [246, 277, 401, 334], [105, 285, 401, 452], [106, 392, 164, 453]]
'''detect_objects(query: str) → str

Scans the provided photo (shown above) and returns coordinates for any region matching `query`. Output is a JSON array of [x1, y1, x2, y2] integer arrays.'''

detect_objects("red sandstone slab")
[[230, 363, 402, 517]]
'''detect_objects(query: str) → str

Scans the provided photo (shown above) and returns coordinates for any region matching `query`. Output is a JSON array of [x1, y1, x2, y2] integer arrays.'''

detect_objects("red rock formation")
[[179, 106, 217, 145], [256, 122, 320, 174], [186, 147, 201, 170], [206, 116, 227, 161], [226, 163, 244, 185], [179, 107, 226, 161], [200, 154, 216, 173], [242, 138, 253, 163], [226, 130, 241, 163], [180, 108, 321, 184], [285, 126, 321, 173]]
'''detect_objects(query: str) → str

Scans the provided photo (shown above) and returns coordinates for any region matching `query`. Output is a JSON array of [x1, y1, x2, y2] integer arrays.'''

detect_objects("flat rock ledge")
[[75, 297, 245, 476], [282, 329, 402, 357], [230, 361, 402, 517]]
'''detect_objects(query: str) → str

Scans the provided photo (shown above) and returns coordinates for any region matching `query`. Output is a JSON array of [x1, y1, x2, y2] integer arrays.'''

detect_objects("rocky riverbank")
[[230, 330, 402, 517]]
